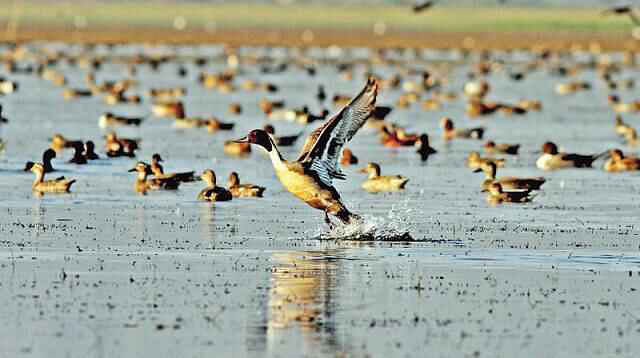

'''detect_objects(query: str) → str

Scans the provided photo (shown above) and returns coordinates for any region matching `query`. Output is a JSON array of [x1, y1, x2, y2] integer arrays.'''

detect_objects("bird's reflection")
[[249, 250, 347, 356]]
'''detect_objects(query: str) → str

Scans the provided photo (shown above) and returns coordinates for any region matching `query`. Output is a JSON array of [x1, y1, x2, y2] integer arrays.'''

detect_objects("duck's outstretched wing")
[[297, 78, 378, 185]]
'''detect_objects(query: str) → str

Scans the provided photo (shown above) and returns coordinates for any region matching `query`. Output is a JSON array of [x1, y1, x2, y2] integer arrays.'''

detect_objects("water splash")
[[313, 200, 416, 241]]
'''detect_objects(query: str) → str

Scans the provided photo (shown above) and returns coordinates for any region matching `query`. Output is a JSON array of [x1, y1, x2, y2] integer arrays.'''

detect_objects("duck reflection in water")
[[249, 250, 348, 355]]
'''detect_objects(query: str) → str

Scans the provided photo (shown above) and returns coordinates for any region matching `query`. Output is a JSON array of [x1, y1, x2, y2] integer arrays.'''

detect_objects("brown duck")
[[150, 154, 197, 182], [198, 169, 233, 201], [475, 161, 545, 192], [227, 172, 266, 198], [31, 163, 76, 193]]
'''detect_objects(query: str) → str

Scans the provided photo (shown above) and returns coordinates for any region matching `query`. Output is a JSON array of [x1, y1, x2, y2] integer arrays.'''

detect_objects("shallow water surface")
[[1, 43, 640, 357]]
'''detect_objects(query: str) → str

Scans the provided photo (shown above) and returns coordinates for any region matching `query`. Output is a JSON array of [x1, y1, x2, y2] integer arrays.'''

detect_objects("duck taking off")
[[234, 78, 378, 228]]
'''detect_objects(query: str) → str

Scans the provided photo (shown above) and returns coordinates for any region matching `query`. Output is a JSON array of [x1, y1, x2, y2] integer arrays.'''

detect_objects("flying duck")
[[234, 78, 378, 227]]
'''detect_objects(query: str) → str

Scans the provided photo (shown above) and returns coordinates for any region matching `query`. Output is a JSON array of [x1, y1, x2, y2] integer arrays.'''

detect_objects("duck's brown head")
[[234, 129, 273, 152], [440, 117, 454, 130], [542, 142, 558, 155], [608, 94, 620, 104], [201, 169, 217, 186], [609, 148, 624, 161], [228, 171, 240, 186], [484, 140, 496, 149], [152, 153, 163, 163], [358, 162, 381, 178]]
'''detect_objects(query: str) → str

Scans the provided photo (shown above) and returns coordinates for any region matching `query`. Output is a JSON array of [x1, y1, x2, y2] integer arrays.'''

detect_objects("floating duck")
[[416, 134, 437, 161], [483, 141, 520, 155], [224, 140, 251, 157], [227, 172, 266, 198], [24, 148, 57, 173], [475, 161, 545, 192], [486, 183, 534, 205], [359, 162, 409, 193], [152, 101, 185, 118], [128, 162, 180, 194], [536, 142, 608, 170], [150, 153, 197, 182], [68, 142, 87, 165], [441, 117, 484, 141], [50, 134, 83, 153], [603, 149, 640, 172], [105, 132, 139, 157], [198, 169, 233, 201], [234, 78, 378, 227], [84, 141, 99, 160], [30, 163, 75, 193], [99, 112, 144, 128]]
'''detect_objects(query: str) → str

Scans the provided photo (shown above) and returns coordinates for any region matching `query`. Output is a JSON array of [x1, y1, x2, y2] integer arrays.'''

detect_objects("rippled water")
[[1, 43, 640, 357]]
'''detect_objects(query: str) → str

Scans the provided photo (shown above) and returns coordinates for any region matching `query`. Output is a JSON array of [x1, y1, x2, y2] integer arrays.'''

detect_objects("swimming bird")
[[358, 162, 409, 193], [483, 141, 520, 155], [603, 149, 640, 172], [440, 117, 484, 141], [30, 163, 76, 193], [198, 169, 233, 201], [536, 142, 608, 170], [128, 162, 180, 194], [68, 142, 87, 165], [486, 183, 534, 205], [24, 148, 57, 173], [84, 141, 99, 160], [416, 134, 437, 161], [50, 134, 83, 153], [99, 112, 144, 128], [150, 153, 197, 182], [234, 78, 378, 227], [474, 161, 545, 192], [227, 172, 266, 198], [105, 132, 139, 157], [614, 115, 634, 137]]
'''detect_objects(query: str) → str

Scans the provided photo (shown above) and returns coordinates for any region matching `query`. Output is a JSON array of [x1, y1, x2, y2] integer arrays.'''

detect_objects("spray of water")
[[312, 199, 416, 241]]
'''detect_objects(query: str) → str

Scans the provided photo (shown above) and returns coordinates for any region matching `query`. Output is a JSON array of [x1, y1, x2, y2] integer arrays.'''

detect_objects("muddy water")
[[1, 43, 640, 357]]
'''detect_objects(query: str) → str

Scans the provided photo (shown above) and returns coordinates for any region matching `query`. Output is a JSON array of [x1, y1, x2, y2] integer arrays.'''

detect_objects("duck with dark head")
[[234, 78, 379, 229]]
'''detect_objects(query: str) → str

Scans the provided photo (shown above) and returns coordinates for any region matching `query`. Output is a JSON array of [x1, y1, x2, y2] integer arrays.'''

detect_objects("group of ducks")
[[2, 35, 640, 227]]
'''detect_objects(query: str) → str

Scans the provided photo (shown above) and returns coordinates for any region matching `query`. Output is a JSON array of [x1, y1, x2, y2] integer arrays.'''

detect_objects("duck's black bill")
[[472, 168, 482, 173], [233, 136, 249, 144], [127, 168, 136, 172]]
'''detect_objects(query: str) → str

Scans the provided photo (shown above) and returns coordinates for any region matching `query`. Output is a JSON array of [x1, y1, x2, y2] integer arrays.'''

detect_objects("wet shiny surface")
[[1, 43, 640, 357]]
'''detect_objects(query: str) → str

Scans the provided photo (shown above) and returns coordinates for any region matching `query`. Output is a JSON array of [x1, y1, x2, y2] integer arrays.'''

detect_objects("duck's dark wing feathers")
[[298, 78, 378, 185]]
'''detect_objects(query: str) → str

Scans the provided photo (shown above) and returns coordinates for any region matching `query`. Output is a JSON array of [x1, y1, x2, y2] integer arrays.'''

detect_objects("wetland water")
[[1, 43, 640, 357]]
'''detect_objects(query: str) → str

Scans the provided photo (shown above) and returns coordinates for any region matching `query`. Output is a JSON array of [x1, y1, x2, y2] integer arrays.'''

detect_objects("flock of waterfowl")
[[0, 35, 639, 229]]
